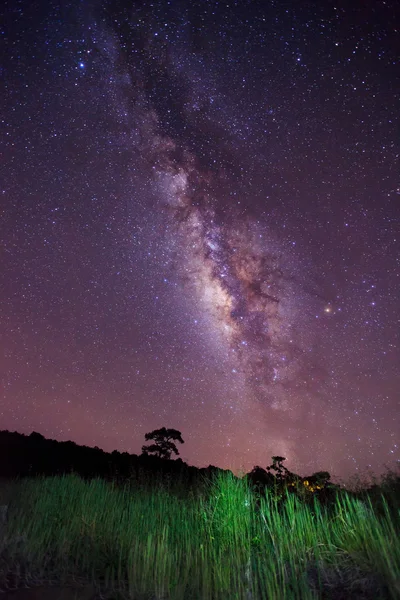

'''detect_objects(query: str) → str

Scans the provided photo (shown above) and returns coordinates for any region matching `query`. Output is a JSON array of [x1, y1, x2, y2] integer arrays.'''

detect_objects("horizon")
[[3, 427, 398, 488]]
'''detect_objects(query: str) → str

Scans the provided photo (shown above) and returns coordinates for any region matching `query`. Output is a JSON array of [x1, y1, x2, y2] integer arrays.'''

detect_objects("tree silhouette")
[[141, 427, 184, 460], [266, 456, 290, 481]]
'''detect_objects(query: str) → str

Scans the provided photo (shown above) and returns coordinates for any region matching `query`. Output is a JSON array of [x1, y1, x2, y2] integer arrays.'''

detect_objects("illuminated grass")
[[0, 472, 398, 599]]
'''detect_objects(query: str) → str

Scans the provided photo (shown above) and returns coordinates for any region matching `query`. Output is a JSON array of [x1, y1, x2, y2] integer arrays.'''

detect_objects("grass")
[[0, 472, 399, 599]]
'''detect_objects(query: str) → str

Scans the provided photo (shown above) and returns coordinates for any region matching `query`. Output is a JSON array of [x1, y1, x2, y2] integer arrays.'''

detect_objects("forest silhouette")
[[1, 427, 398, 505], [0, 427, 399, 599]]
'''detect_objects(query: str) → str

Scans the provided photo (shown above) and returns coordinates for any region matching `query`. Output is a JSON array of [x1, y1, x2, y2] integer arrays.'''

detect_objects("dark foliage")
[[141, 427, 184, 459], [0, 430, 231, 492], [2, 429, 397, 511]]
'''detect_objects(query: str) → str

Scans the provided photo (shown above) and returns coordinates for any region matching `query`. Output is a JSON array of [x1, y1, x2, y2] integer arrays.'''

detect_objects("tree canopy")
[[141, 427, 184, 460]]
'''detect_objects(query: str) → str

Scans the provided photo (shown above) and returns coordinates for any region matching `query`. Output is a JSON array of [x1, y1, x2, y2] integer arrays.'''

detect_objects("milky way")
[[2, 0, 399, 480], [98, 16, 323, 413], [152, 139, 313, 407]]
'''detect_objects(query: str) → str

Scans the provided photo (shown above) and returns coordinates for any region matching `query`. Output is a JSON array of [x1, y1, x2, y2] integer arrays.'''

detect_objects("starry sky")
[[1, 0, 399, 481]]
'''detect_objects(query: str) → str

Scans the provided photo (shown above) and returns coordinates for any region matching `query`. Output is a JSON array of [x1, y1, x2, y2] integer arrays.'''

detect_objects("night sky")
[[2, 0, 399, 481]]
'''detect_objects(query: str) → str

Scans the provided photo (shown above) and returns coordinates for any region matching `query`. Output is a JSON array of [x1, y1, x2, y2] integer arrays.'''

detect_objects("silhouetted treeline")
[[1, 429, 399, 520], [6, 429, 398, 508], [0, 430, 332, 495], [0, 430, 233, 491]]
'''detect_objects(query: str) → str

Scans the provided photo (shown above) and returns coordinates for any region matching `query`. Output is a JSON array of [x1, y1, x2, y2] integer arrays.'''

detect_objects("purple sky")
[[1, 0, 399, 481]]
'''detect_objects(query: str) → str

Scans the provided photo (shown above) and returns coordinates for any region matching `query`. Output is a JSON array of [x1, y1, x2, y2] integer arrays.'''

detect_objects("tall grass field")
[[0, 472, 399, 599]]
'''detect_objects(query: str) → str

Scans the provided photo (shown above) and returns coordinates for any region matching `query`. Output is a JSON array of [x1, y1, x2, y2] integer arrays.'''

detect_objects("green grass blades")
[[1, 472, 398, 599]]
